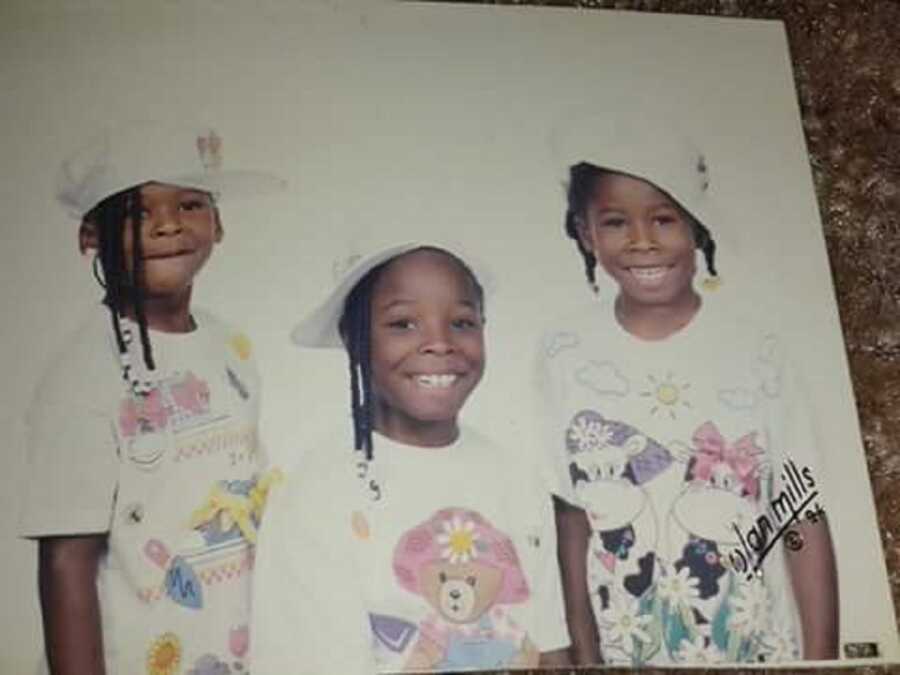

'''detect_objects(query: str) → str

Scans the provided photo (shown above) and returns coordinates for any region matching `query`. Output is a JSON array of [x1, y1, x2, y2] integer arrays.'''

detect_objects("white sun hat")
[[291, 238, 494, 349], [550, 109, 716, 231], [56, 120, 286, 219]]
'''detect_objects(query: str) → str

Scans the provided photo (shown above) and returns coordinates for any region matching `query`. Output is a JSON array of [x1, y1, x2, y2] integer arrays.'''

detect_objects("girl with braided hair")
[[19, 122, 283, 674], [538, 120, 838, 666], [252, 242, 570, 674]]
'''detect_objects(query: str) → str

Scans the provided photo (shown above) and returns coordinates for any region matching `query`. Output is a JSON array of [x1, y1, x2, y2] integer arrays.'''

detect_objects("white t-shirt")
[[536, 295, 825, 665], [19, 305, 266, 674], [252, 428, 569, 674]]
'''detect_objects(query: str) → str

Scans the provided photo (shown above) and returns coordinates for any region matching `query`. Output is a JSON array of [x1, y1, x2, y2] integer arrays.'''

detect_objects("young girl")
[[18, 122, 282, 674], [252, 242, 571, 674], [539, 126, 839, 665]]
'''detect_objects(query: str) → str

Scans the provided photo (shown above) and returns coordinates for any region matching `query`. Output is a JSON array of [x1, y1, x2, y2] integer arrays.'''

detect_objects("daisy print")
[[656, 566, 700, 608], [437, 516, 481, 564], [567, 415, 613, 453], [600, 596, 652, 654]]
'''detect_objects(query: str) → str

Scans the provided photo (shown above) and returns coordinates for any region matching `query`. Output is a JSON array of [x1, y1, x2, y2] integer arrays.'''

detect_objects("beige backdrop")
[[1, 1, 895, 671]]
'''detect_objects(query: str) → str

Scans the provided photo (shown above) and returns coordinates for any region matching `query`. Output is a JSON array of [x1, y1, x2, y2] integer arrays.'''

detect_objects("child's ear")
[[78, 220, 99, 255]]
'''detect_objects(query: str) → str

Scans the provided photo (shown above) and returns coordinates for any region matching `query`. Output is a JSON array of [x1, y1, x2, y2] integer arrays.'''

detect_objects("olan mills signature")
[[728, 459, 825, 580]]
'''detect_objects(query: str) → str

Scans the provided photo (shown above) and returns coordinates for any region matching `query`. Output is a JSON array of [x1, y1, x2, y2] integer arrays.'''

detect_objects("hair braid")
[[126, 192, 155, 371], [96, 195, 127, 355], [694, 221, 718, 277], [86, 187, 156, 387], [359, 290, 375, 459], [341, 273, 377, 459], [564, 163, 602, 292]]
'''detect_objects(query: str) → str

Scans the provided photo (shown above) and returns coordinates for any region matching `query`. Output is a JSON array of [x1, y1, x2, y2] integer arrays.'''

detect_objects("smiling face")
[[121, 182, 222, 300], [369, 249, 485, 446], [577, 172, 698, 312]]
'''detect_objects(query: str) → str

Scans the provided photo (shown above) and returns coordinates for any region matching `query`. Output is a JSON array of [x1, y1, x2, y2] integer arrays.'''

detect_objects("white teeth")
[[629, 266, 668, 283], [415, 374, 458, 388]]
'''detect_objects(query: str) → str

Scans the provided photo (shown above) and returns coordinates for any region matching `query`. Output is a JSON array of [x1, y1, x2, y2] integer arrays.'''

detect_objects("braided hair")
[[338, 247, 485, 460], [85, 187, 156, 385], [563, 162, 717, 292]]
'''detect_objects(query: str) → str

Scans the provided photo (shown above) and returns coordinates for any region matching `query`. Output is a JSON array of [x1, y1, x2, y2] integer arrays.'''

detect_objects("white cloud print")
[[575, 360, 629, 398], [718, 387, 758, 411], [543, 331, 580, 358]]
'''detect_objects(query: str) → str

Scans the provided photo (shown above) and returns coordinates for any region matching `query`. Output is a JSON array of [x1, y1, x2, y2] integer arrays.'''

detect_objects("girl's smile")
[[412, 372, 462, 388], [369, 249, 485, 447]]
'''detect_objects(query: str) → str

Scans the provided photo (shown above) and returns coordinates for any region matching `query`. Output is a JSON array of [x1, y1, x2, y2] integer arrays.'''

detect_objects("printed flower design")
[[656, 566, 700, 607], [676, 635, 724, 664], [728, 579, 770, 635], [600, 597, 652, 651], [567, 416, 613, 453], [437, 516, 480, 564], [147, 632, 181, 675]]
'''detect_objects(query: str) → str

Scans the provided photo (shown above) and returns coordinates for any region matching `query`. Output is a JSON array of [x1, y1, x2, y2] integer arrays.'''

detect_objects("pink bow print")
[[691, 421, 763, 499]]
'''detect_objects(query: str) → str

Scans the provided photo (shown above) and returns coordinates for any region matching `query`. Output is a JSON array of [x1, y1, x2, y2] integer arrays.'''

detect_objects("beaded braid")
[[338, 247, 486, 461], [340, 267, 381, 460], [86, 187, 156, 396], [563, 162, 718, 290], [93, 191, 128, 355], [126, 191, 156, 372]]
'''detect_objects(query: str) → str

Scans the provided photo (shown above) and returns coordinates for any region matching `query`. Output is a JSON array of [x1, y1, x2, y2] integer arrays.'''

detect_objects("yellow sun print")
[[640, 372, 692, 419]]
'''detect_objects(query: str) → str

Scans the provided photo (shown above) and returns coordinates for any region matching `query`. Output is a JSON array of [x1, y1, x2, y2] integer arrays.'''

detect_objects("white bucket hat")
[[550, 110, 715, 232], [291, 239, 494, 349], [56, 120, 286, 219]]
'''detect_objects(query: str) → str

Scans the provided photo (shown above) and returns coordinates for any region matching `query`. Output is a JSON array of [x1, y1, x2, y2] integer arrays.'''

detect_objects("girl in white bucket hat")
[[539, 114, 837, 666], [19, 121, 284, 675], [253, 240, 572, 674]]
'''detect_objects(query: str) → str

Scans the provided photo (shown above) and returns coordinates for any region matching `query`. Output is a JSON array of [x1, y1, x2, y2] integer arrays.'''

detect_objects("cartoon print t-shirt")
[[252, 428, 570, 675], [535, 295, 825, 666], [20, 305, 272, 674]]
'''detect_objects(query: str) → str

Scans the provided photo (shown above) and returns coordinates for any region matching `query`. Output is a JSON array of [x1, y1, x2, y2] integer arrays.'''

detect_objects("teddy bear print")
[[392, 508, 538, 672]]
